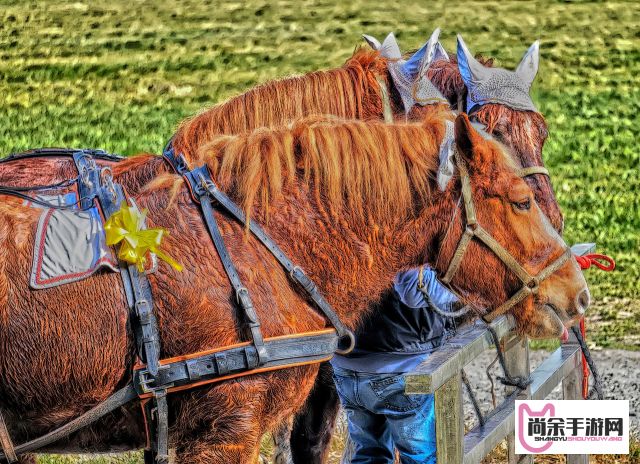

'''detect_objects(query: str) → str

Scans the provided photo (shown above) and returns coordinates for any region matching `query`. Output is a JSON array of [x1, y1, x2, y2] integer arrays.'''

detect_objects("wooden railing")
[[404, 243, 595, 464]]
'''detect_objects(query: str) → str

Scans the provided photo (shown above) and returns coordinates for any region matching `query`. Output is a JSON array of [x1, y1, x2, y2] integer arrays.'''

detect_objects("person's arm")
[[393, 267, 458, 310]]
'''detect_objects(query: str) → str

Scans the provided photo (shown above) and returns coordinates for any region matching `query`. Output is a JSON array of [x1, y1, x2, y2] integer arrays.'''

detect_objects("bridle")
[[437, 150, 572, 323], [375, 73, 567, 322]]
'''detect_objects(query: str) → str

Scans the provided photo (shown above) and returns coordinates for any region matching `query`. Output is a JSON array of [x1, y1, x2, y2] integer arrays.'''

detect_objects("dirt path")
[[461, 348, 640, 433]]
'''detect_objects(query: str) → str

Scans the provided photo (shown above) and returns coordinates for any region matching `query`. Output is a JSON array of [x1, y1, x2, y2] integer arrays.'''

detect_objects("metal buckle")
[[137, 369, 174, 395], [236, 287, 249, 304], [137, 370, 157, 395], [100, 167, 117, 202]]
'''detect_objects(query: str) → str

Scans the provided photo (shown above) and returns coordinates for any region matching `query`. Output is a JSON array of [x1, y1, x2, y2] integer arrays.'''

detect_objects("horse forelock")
[[172, 48, 388, 161]]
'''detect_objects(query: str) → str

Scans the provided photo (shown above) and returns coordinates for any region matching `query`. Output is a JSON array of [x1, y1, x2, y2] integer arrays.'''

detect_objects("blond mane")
[[172, 49, 389, 160], [176, 110, 458, 228]]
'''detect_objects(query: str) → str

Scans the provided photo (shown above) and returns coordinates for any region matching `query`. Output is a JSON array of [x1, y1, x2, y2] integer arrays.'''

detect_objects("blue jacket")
[[331, 267, 458, 373]]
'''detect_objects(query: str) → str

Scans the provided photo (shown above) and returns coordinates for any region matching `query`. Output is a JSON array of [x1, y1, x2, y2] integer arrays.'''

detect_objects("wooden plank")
[[570, 242, 596, 256], [563, 327, 589, 464], [504, 336, 532, 464], [463, 345, 582, 463], [531, 345, 582, 400], [435, 372, 464, 464], [405, 316, 515, 394], [463, 390, 520, 464]]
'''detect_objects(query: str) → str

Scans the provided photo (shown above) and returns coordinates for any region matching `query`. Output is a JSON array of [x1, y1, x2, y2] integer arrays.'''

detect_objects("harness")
[[0, 147, 351, 464]]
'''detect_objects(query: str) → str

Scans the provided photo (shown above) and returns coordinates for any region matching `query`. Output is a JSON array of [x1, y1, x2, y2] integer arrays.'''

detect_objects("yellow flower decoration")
[[104, 204, 183, 272]]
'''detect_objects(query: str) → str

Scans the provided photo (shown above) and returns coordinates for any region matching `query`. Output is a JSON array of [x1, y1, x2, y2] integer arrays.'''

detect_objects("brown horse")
[[172, 46, 563, 233], [0, 113, 587, 463]]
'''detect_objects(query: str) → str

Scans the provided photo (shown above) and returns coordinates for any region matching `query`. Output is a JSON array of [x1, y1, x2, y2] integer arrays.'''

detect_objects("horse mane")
[[472, 104, 548, 148], [172, 49, 388, 159], [185, 110, 454, 227]]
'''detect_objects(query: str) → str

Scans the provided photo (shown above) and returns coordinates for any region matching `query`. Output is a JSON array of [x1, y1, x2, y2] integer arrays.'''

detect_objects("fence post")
[[562, 326, 589, 464], [435, 372, 464, 464], [504, 335, 532, 464]]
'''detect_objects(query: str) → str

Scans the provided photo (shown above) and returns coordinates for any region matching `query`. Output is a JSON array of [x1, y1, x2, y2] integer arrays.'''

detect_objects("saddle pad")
[[30, 193, 118, 289]]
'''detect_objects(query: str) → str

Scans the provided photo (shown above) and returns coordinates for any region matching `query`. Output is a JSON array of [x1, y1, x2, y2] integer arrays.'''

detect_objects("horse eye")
[[513, 199, 531, 211]]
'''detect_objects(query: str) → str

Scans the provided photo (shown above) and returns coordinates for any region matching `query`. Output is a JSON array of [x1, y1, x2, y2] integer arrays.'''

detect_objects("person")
[[331, 266, 459, 464]]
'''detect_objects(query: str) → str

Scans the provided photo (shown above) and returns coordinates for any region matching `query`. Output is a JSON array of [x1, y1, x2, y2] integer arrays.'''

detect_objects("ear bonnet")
[[456, 35, 539, 113], [363, 29, 450, 114]]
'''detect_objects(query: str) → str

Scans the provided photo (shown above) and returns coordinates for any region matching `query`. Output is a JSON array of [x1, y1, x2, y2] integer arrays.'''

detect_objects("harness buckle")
[[137, 369, 174, 395], [236, 287, 249, 303], [137, 370, 155, 394], [291, 266, 317, 293], [100, 167, 117, 202]]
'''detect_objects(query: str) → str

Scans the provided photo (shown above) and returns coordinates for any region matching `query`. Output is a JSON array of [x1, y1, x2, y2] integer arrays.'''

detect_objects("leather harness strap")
[[183, 165, 269, 365], [163, 143, 355, 354], [134, 329, 339, 397], [439, 150, 572, 323], [72, 153, 168, 463], [0, 411, 17, 463], [0, 384, 138, 461]]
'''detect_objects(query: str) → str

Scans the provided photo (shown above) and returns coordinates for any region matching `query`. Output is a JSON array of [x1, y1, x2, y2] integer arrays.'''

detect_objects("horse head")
[[453, 35, 563, 233], [363, 31, 563, 233], [436, 113, 588, 339]]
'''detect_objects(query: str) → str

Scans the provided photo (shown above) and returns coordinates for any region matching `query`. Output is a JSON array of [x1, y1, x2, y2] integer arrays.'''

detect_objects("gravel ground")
[[461, 349, 640, 433]]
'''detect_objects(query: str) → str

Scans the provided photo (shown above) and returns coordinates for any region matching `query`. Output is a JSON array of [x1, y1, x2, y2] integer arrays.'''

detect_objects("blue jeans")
[[333, 366, 437, 464]]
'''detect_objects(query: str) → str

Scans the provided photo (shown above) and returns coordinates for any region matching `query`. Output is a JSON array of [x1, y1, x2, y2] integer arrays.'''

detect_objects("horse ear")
[[456, 34, 490, 88], [434, 41, 450, 62], [362, 34, 381, 51], [454, 113, 486, 164], [379, 32, 402, 60], [400, 27, 442, 78], [515, 40, 540, 88]]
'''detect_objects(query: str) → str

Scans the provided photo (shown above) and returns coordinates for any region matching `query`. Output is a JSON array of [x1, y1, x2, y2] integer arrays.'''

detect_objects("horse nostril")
[[576, 288, 591, 314]]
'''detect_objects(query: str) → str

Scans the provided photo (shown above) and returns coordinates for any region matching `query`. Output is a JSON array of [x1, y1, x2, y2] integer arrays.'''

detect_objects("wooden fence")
[[403, 243, 595, 464]]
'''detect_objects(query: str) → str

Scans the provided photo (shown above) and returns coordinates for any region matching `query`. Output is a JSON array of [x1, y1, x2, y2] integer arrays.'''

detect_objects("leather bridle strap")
[[163, 143, 355, 354], [517, 166, 550, 178], [375, 74, 394, 123], [440, 151, 572, 322]]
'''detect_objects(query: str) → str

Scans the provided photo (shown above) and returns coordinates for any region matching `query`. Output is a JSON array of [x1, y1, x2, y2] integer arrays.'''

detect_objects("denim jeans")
[[333, 366, 437, 464]]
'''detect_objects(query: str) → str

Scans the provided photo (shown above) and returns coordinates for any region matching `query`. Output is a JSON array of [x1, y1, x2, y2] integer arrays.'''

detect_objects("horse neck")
[[256, 186, 452, 329]]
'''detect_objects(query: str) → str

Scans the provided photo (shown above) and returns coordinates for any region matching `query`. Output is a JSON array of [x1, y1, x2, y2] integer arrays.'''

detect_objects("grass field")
[[0, 1, 638, 462]]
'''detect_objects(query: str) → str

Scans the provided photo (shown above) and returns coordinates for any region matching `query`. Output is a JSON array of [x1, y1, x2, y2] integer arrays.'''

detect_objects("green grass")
[[1, 1, 638, 460]]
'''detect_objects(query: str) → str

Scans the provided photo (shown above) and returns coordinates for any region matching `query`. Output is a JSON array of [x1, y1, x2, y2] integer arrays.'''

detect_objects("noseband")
[[438, 151, 571, 322]]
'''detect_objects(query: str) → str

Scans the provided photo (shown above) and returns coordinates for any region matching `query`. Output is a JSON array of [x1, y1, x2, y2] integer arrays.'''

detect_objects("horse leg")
[[175, 430, 261, 464], [290, 362, 341, 463], [272, 416, 293, 464]]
